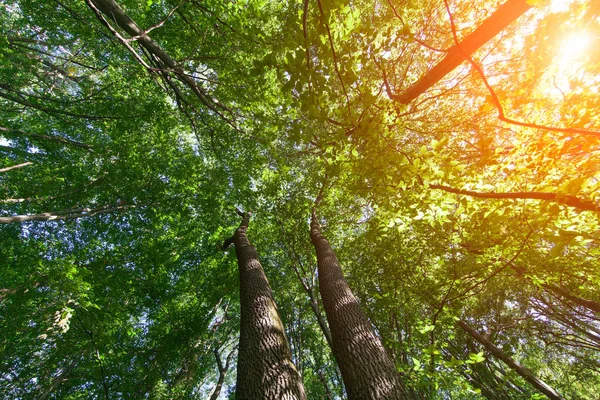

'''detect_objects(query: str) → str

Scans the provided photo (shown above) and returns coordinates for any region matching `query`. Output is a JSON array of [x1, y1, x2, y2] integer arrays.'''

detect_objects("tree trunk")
[[229, 211, 306, 400], [457, 320, 565, 400], [310, 213, 410, 399], [393, 0, 531, 104]]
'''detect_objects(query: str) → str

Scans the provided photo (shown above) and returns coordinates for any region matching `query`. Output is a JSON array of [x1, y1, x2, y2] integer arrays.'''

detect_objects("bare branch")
[[0, 203, 139, 224], [0, 162, 33, 173], [0, 126, 94, 151], [430, 183, 600, 213]]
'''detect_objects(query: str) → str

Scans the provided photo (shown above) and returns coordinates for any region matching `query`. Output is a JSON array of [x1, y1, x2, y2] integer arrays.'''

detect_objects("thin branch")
[[430, 183, 600, 213], [0, 126, 94, 151], [0, 86, 131, 121], [385, 0, 447, 53], [302, 0, 312, 92], [130, 0, 188, 38], [0, 203, 140, 224], [0, 162, 33, 173], [0, 171, 108, 204], [76, 316, 110, 400], [448, 228, 533, 302], [315, 0, 352, 117]]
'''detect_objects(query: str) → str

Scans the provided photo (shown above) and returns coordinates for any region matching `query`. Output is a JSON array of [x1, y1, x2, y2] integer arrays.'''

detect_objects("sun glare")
[[559, 31, 594, 61]]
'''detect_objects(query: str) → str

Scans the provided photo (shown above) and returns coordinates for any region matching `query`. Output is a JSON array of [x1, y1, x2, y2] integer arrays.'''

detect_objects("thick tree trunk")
[[393, 0, 531, 104], [457, 320, 565, 400], [310, 213, 410, 399], [229, 211, 306, 400]]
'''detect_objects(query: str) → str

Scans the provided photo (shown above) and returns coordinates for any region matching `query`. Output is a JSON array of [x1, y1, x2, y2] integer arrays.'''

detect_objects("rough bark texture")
[[394, 0, 531, 104], [310, 213, 410, 399], [458, 320, 565, 400], [231, 213, 306, 400]]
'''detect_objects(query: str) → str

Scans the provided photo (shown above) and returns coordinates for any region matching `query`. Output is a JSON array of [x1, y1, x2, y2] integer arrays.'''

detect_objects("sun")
[[559, 31, 594, 61]]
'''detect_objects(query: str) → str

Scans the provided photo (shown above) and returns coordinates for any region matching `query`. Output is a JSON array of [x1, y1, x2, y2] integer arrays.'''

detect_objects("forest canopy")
[[1, 0, 599, 398]]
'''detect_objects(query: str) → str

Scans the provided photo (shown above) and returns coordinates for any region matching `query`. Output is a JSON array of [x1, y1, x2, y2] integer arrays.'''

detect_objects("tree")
[[223, 209, 306, 399], [310, 209, 411, 399], [2, 0, 600, 398]]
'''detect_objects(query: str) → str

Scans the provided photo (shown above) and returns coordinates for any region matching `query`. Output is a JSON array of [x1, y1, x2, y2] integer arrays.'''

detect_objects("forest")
[[1, 0, 599, 398]]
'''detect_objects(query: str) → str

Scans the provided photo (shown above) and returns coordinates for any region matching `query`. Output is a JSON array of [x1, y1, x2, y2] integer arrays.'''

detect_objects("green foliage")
[[2, 0, 600, 398]]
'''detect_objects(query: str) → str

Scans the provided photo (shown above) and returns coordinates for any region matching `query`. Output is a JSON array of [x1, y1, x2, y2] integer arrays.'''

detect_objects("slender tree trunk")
[[509, 262, 600, 313], [227, 211, 306, 400], [393, 0, 531, 104], [307, 287, 334, 348], [310, 213, 410, 399], [457, 320, 565, 400]]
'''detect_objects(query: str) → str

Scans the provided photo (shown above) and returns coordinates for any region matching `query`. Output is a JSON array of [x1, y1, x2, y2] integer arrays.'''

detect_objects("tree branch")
[[0, 203, 139, 224], [0, 126, 94, 151], [393, 0, 532, 104], [87, 0, 240, 131], [0, 162, 33, 173], [430, 183, 600, 213], [441, 0, 600, 137]]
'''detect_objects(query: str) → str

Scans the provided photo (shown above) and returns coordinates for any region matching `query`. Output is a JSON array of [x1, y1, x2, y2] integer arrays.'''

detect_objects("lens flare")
[[559, 31, 594, 61]]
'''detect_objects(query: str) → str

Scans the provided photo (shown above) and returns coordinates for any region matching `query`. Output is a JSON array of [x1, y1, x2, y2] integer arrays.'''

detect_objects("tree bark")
[[457, 320, 565, 400], [393, 0, 531, 104], [228, 211, 306, 400], [310, 212, 410, 399]]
